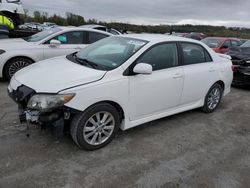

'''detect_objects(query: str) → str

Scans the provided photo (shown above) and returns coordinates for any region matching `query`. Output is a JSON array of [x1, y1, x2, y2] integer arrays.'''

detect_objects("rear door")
[[128, 42, 184, 121], [179, 42, 219, 105]]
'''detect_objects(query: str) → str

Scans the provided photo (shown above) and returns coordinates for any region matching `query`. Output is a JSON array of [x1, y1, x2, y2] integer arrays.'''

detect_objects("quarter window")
[[88, 32, 109, 44], [181, 43, 212, 65], [136, 43, 179, 71]]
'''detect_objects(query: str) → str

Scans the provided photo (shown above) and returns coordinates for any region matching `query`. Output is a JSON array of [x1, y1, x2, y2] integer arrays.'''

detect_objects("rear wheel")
[[202, 83, 223, 113], [70, 103, 120, 150], [4, 57, 33, 80]]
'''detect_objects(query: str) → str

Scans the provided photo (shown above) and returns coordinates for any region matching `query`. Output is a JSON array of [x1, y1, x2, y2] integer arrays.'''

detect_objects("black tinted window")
[[47, 31, 87, 44], [136, 43, 179, 71], [181, 43, 212, 65], [88, 32, 109, 43]]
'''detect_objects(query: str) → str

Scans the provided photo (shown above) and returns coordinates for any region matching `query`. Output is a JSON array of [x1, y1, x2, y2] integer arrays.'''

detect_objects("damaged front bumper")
[[8, 83, 74, 138]]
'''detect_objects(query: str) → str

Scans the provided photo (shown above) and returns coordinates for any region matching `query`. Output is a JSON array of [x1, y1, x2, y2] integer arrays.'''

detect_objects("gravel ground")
[[0, 79, 249, 188]]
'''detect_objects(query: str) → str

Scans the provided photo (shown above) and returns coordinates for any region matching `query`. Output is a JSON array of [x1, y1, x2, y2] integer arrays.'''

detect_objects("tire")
[[70, 103, 120, 151], [4, 57, 33, 80], [201, 83, 223, 113]]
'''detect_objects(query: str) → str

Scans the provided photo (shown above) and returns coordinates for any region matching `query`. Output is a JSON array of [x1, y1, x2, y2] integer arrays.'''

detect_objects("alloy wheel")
[[83, 111, 115, 146], [9, 60, 30, 78], [207, 87, 221, 110]]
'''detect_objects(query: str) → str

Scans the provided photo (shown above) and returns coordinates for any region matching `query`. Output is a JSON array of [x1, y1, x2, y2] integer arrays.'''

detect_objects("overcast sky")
[[22, 0, 250, 27]]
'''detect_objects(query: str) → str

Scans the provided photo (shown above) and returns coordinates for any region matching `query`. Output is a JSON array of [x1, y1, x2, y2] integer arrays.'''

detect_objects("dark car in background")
[[184, 32, 206, 41], [227, 40, 250, 86], [201, 37, 241, 54]]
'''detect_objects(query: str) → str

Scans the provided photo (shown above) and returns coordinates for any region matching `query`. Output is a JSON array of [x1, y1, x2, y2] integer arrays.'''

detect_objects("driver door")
[[128, 43, 184, 121], [43, 31, 88, 59]]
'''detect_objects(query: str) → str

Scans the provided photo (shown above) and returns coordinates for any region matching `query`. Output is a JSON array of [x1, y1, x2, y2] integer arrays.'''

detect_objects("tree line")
[[21, 10, 250, 39]]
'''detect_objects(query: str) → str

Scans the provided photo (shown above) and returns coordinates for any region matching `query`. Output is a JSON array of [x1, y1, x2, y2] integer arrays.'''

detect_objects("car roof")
[[118, 34, 201, 43], [57, 26, 112, 36]]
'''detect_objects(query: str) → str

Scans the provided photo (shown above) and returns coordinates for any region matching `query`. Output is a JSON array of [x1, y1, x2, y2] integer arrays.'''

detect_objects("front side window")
[[47, 31, 86, 44], [181, 43, 212, 65], [73, 36, 148, 70], [136, 43, 179, 71], [88, 32, 109, 44], [24, 27, 62, 42], [222, 40, 230, 48]]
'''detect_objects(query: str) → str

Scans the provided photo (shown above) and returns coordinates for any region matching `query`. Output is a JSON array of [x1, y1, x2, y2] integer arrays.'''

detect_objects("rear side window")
[[136, 43, 179, 71], [231, 40, 239, 47], [88, 32, 109, 44], [181, 43, 212, 65]]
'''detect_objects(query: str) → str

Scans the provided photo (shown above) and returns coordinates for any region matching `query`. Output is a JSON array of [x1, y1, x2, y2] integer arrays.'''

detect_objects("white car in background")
[[8, 35, 233, 150], [0, 27, 112, 79], [80, 24, 122, 35]]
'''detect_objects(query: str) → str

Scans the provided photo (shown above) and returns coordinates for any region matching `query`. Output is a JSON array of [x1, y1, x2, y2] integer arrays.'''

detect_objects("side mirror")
[[49, 39, 61, 47], [133, 63, 153, 75]]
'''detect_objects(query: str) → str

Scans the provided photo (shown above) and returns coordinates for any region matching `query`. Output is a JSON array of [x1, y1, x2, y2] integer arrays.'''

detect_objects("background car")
[[227, 40, 250, 86], [8, 35, 233, 150], [80, 24, 122, 35], [184, 32, 206, 41], [201, 37, 241, 54], [0, 27, 112, 80]]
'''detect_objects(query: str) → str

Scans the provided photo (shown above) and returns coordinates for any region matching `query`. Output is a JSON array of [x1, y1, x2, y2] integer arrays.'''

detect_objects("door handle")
[[209, 67, 216, 72], [75, 47, 82, 50], [173, 73, 183, 79]]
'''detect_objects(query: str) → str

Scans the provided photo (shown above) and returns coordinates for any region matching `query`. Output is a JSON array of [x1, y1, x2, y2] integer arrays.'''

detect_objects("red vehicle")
[[201, 37, 241, 54]]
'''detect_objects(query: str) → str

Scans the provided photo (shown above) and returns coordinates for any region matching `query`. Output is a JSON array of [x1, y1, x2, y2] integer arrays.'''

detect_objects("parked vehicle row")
[[0, 27, 112, 79], [18, 22, 57, 31], [7, 35, 233, 150]]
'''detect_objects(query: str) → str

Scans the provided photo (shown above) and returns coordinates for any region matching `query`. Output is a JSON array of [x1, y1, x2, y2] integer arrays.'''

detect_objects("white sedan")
[[8, 35, 233, 150], [0, 27, 112, 79]]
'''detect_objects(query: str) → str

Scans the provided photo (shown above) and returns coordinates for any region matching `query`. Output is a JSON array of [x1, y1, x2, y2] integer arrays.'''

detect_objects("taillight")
[[231, 65, 238, 72]]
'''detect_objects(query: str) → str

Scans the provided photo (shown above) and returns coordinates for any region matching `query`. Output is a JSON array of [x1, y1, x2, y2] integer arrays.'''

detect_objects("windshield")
[[24, 28, 61, 42], [201, 38, 223, 48], [75, 36, 148, 70], [241, 40, 250, 47]]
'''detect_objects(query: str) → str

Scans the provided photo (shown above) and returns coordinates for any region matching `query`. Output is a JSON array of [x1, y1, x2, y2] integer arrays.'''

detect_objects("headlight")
[[246, 60, 250, 64], [0, 50, 6, 55], [27, 94, 75, 112]]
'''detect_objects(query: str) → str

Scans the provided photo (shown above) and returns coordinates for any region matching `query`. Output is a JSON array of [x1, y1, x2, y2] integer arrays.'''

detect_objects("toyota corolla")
[[8, 35, 233, 150]]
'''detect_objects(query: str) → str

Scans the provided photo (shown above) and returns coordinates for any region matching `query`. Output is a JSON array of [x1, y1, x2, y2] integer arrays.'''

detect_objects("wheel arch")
[[214, 80, 225, 91], [2, 56, 35, 79], [84, 100, 125, 123]]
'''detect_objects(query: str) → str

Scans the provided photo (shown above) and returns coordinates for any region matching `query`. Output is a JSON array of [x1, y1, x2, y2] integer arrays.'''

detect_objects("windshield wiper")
[[73, 54, 98, 69]]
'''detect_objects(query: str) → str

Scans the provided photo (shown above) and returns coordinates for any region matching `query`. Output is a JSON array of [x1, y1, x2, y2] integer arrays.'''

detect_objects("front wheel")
[[202, 83, 223, 113], [70, 103, 120, 150], [4, 57, 33, 80]]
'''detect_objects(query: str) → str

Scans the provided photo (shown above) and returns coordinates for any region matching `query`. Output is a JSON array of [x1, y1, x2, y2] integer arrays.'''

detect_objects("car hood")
[[228, 47, 250, 61], [13, 56, 107, 93], [0, 38, 36, 50]]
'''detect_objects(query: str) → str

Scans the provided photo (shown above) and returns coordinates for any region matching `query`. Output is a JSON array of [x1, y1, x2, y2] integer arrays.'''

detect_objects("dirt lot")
[[0, 79, 249, 188]]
